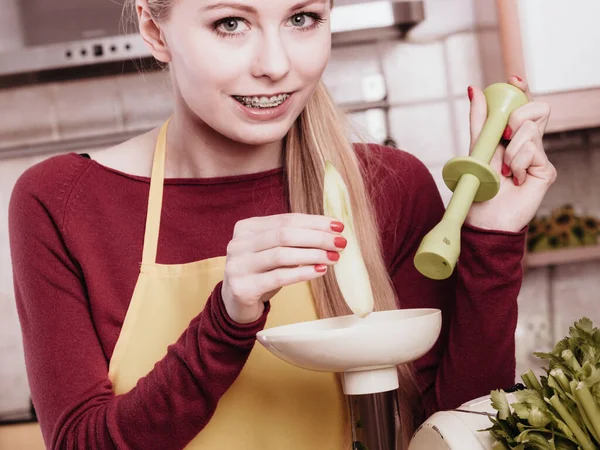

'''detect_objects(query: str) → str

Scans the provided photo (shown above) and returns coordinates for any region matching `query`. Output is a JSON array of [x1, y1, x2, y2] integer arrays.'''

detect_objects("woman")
[[8, 0, 556, 448]]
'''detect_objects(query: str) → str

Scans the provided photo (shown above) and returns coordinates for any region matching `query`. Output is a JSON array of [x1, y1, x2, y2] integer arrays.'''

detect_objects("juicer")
[[257, 308, 442, 448], [257, 83, 529, 449]]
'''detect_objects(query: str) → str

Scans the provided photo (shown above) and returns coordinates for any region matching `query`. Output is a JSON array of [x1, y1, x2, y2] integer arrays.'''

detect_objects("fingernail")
[[330, 221, 344, 233], [501, 163, 511, 177], [503, 125, 513, 140], [513, 177, 519, 186], [467, 86, 474, 102], [315, 264, 328, 273], [513, 75, 523, 82], [327, 251, 340, 262], [334, 237, 348, 249]]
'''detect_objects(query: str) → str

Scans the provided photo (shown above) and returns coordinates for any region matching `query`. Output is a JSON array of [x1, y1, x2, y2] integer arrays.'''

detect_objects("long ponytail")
[[286, 82, 421, 448]]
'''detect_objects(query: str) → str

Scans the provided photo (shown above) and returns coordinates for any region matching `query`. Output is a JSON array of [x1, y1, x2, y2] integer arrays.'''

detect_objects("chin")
[[227, 124, 291, 146], [231, 128, 289, 146]]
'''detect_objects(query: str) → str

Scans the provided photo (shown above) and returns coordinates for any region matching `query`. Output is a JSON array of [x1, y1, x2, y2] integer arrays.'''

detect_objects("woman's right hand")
[[221, 213, 347, 324]]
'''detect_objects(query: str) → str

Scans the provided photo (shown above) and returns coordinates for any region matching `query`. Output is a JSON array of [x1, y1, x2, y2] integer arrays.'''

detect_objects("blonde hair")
[[125, 1, 422, 447]]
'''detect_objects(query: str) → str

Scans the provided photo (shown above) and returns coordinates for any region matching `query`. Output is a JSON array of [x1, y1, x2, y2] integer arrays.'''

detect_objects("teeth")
[[235, 93, 290, 108]]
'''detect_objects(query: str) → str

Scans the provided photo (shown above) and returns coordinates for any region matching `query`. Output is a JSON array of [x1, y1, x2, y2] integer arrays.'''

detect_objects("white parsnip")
[[323, 161, 374, 318]]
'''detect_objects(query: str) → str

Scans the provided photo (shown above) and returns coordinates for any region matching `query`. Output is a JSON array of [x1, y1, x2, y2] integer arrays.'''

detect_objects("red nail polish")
[[503, 125, 513, 140], [327, 251, 340, 262], [334, 237, 348, 249], [467, 86, 474, 101], [514, 75, 523, 82], [315, 264, 327, 273], [513, 177, 519, 186], [330, 221, 344, 233], [501, 163, 510, 177]]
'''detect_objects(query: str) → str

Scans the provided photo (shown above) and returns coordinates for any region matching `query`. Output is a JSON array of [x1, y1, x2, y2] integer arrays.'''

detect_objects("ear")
[[135, 0, 171, 63]]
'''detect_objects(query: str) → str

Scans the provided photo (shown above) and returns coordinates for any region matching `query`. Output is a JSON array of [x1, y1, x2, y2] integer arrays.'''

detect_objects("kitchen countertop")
[[0, 422, 45, 449]]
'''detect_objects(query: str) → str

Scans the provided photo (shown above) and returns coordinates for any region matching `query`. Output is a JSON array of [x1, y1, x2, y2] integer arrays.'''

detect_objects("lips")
[[232, 93, 291, 109]]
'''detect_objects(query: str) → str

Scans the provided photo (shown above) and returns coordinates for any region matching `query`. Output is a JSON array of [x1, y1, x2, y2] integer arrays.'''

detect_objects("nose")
[[250, 31, 290, 81]]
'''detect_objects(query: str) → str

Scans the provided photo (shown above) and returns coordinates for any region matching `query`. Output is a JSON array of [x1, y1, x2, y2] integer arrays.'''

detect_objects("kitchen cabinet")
[[496, 0, 600, 133]]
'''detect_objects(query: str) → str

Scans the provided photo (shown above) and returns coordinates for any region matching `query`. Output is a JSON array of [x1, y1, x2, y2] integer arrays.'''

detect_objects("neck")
[[164, 107, 284, 179]]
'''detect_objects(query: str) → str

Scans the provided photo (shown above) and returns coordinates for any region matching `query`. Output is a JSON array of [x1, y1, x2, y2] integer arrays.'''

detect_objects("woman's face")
[[162, 0, 332, 145]]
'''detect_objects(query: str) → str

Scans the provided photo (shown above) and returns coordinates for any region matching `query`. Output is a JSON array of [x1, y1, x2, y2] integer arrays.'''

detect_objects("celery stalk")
[[549, 394, 596, 450], [562, 350, 582, 373], [571, 385, 600, 444], [548, 375, 567, 399], [550, 369, 572, 395], [522, 369, 543, 393], [574, 383, 600, 445]]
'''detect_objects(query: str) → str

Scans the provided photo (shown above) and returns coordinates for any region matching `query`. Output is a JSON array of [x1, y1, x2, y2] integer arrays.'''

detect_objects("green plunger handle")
[[443, 174, 479, 228], [471, 83, 529, 163], [413, 83, 529, 280]]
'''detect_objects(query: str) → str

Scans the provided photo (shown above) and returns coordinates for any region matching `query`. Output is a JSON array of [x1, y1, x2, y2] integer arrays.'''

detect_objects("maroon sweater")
[[9, 144, 525, 449]]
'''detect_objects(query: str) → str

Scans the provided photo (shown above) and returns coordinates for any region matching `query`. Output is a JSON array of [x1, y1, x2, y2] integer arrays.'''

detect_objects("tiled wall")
[[519, 137, 600, 379], [0, 0, 597, 417]]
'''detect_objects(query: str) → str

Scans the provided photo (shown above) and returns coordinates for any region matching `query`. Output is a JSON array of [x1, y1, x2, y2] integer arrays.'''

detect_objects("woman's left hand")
[[465, 76, 557, 232]]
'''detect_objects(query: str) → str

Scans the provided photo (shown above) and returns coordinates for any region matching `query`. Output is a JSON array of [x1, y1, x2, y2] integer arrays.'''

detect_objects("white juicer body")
[[408, 393, 517, 450]]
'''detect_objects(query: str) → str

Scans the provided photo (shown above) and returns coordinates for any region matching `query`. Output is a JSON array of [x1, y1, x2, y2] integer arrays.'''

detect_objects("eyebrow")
[[204, 2, 256, 13], [290, 0, 328, 11], [204, 0, 327, 14]]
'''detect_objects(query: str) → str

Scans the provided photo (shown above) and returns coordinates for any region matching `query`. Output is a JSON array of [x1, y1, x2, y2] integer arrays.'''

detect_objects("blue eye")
[[291, 14, 307, 27], [288, 12, 324, 30], [221, 19, 239, 32], [213, 17, 249, 37], [213, 12, 324, 38]]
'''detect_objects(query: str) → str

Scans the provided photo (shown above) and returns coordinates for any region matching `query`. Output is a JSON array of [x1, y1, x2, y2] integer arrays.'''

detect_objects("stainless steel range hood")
[[0, 0, 424, 88]]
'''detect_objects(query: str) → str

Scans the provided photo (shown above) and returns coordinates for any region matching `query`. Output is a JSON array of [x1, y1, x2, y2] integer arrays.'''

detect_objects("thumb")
[[468, 85, 487, 152]]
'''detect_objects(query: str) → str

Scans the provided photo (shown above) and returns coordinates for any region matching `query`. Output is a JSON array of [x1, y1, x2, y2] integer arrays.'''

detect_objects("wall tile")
[[323, 44, 384, 104], [516, 268, 553, 379], [380, 41, 447, 104], [118, 71, 173, 131], [346, 109, 388, 144], [0, 85, 57, 148], [540, 147, 595, 216], [552, 262, 600, 341], [445, 32, 484, 97], [53, 78, 123, 139], [388, 102, 455, 166]]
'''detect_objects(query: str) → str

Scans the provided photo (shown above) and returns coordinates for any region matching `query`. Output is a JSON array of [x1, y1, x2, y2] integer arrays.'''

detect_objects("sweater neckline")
[[71, 153, 285, 186]]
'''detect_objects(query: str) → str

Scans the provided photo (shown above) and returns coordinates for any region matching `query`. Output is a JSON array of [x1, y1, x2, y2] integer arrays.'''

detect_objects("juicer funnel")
[[256, 308, 441, 396]]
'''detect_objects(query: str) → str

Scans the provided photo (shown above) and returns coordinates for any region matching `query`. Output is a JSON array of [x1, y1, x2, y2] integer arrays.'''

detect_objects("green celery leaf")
[[492, 390, 512, 420]]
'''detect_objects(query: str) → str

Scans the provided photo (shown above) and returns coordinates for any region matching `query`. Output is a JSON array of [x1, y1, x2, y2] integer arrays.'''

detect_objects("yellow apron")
[[107, 120, 347, 449]]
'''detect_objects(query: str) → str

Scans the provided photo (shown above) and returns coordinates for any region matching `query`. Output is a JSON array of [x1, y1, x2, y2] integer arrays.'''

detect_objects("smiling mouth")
[[233, 93, 291, 109]]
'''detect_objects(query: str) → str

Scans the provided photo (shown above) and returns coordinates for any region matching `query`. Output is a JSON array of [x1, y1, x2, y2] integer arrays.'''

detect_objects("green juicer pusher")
[[413, 82, 529, 280]]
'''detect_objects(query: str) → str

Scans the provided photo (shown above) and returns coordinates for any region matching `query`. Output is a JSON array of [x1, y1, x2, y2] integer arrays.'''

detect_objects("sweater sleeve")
[[8, 164, 268, 450], [377, 149, 525, 420]]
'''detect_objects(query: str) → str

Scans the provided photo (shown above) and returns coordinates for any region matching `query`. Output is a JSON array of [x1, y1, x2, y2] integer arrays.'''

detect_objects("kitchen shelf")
[[525, 245, 600, 268]]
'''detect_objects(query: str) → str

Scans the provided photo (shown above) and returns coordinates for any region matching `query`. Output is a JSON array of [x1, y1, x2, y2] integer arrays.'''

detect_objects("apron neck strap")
[[142, 118, 170, 265]]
